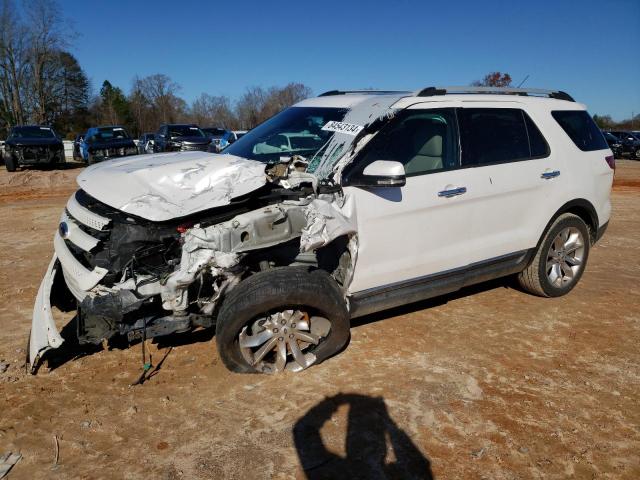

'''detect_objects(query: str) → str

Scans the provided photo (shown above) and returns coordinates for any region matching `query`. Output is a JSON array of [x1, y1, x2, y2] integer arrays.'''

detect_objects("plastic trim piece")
[[53, 231, 108, 291], [66, 193, 111, 231], [60, 211, 100, 251], [29, 256, 64, 372]]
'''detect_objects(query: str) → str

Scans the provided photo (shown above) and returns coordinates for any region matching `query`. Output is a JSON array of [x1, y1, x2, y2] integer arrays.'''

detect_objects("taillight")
[[605, 155, 615, 171]]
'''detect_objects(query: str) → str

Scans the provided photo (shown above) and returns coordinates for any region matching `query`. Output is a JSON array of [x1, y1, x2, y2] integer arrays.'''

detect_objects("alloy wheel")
[[238, 310, 331, 373], [545, 226, 585, 288]]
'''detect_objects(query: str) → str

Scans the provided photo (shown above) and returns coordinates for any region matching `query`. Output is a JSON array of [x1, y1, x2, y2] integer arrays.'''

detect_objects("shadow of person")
[[293, 393, 433, 480]]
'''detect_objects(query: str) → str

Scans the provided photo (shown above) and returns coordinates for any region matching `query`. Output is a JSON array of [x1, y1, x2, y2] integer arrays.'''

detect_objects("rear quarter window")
[[551, 110, 608, 151]]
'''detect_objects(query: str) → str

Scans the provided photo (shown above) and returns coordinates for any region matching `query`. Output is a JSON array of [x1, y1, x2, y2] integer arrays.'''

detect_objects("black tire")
[[518, 213, 591, 297], [215, 267, 350, 373], [47, 153, 61, 170], [4, 153, 17, 172]]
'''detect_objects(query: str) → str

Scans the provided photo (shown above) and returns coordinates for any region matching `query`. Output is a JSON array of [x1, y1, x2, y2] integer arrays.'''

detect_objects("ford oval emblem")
[[59, 222, 69, 238]]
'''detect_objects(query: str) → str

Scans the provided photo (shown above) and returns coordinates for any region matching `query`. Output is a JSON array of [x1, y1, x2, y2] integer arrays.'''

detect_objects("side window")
[[523, 112, 550, 158], [459, 108, 532, 166], [355, 108, 459, 176], [551, 110, 608, 151]]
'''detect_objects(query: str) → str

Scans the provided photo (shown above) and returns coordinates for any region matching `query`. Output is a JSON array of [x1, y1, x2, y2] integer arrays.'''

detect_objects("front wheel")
[[4, 153, 17, 172], [518, 213, 590, 297], [215, 267, 350, 373]]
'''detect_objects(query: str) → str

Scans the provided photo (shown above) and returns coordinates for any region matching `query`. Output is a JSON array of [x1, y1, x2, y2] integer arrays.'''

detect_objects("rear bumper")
[[595, 221, 609, 244]]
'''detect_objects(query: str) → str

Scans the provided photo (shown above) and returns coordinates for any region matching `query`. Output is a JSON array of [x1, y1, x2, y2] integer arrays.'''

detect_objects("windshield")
[[169, 125, 205, 138], [224, 107, 348, 164], [87, 127, 131, 143], [11, 126, 56, 139]]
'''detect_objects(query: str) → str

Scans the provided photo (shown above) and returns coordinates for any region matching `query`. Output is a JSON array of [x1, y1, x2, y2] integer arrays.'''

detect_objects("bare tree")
[[235, 83, 312, 129], [136, 74, 183, 124], [0, 0, 29, 127], [191, 93, 236, 128], [471, 72, 512, 88], [26, 0, 71, 124], [0, 0, 78, 134]]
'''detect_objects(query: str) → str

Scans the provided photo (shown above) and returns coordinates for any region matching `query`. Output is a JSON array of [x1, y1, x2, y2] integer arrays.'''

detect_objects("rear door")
[[456, 104, 564, 263]]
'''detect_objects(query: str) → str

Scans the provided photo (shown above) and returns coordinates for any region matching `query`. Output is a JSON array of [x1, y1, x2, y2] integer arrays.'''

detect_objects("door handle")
[[541, 170, 561, 179], [438, 187, 467, 198]]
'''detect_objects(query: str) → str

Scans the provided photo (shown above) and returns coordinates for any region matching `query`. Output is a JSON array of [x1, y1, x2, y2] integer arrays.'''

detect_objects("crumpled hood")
[[77, 151, 267, 222]]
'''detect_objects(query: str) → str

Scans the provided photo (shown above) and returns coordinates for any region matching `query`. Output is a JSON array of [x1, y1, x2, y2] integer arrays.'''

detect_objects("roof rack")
[[318, 90, 411, 97], [415, 86, 575, 102]]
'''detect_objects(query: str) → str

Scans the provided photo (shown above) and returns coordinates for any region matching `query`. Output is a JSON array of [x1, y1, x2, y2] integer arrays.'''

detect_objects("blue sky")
[[61, 0, 639, 120]]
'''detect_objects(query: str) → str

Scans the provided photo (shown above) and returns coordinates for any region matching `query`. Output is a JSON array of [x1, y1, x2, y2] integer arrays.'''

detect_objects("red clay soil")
[[0, 160, 638, 479]]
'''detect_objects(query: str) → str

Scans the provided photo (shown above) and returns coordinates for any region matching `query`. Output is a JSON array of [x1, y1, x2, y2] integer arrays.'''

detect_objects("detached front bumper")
[[29, 193, 111, 372], [29, 255, 65, 372]]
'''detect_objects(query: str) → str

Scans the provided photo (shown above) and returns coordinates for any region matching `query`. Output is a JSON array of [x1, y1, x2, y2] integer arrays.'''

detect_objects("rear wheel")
[[518, 213, 590, 297], [215, 267, 350, 373]]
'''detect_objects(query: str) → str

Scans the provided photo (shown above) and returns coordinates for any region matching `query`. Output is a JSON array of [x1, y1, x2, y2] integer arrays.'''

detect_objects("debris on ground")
[[0, 452, 22, 479]]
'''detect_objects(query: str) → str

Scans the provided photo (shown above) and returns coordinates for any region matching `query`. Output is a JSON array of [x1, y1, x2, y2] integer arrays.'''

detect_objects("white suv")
[[30, 86, 614, 374]]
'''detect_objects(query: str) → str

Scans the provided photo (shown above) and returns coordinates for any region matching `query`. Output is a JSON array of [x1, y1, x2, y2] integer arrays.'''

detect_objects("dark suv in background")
[[154, 124, 210, 152], [203, 127, 236, 153], [80, 126, 138, 164], [3, 125, 64, 172], [602, 131, 624, 158], [609, 130, 640, 159]]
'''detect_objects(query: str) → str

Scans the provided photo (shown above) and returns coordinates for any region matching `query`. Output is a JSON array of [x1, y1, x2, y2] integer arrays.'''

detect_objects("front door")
[[342, 106, 478, 293]]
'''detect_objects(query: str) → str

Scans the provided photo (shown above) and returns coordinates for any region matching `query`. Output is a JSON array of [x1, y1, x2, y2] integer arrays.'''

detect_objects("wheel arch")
[[538, 199, 599, 247]]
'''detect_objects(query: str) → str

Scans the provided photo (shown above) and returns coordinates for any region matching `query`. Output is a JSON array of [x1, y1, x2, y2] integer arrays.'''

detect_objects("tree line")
[[95, 77, 312, 138], [0, 0, 311, 139]]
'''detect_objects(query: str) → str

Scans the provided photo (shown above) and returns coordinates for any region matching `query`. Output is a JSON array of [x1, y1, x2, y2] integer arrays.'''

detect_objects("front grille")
[[21, 146, 55, 161], [181, 144, 208, 152]]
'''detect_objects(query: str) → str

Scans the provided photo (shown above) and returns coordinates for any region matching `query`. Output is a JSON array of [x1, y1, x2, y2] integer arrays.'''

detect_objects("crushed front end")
[[29, 163, 356, 372]]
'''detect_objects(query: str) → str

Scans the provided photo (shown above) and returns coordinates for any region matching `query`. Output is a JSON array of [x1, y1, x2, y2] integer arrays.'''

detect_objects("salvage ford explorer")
[[30, 87, 614, 374]]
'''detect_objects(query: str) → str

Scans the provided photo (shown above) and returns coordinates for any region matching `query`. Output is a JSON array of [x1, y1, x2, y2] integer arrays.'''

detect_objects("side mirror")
[[345, 160, 406, 188]]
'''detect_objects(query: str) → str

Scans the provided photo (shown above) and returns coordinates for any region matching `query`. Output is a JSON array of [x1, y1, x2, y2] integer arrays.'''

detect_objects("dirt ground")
[[0, 159, 638, 480]]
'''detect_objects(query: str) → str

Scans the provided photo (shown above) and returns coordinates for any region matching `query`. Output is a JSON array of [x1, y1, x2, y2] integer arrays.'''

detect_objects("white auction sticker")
[[321, 121, 364, 135]]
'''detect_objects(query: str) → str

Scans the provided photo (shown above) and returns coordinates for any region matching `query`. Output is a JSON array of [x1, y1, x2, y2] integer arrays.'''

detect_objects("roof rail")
[[318, 90, 411, 97], [415, 86, 575, 102]]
